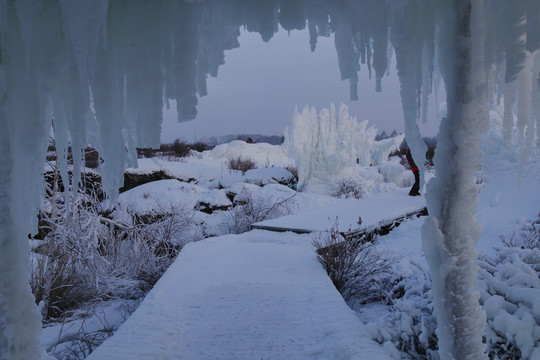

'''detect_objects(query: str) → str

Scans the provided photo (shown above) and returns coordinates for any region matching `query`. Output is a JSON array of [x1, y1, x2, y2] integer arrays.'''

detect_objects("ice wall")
[[1, 1, 539, 359]]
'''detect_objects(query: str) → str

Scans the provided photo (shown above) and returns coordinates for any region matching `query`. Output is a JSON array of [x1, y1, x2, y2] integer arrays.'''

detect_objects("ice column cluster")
[[286, 103, 377, 191], [285, 103, 404, 192], [1, 1, 539, 359]]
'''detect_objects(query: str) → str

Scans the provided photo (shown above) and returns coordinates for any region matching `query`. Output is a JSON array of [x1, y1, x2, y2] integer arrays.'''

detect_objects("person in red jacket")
[[406, 147, 420, 196]]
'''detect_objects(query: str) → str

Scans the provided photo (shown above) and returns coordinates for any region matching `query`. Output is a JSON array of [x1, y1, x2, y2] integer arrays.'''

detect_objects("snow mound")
[[204, 140, 292, 168], [218, 167, 297, 190], [111, 179, 232, 220]]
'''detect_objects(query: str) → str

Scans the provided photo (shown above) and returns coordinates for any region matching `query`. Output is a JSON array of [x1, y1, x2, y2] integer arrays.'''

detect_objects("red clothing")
[[406, 148, 419, 172]]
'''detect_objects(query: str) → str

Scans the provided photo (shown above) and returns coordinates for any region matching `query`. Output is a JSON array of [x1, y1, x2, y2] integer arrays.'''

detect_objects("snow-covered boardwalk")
[[87, 230, 391, 359], [253, 189, 426, 234]]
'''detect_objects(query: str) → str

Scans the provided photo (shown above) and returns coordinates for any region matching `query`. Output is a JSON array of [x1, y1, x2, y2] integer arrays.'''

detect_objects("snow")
[[204, 140, 292, 168], [111, 179, 218, 220], [253, 187, 425, 234], [86, 231, 390, 360]]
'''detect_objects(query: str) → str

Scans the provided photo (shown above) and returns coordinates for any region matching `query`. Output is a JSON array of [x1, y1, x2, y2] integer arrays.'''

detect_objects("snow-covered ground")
[[86, 230, 395, 360], [41, 123, 540, 359]]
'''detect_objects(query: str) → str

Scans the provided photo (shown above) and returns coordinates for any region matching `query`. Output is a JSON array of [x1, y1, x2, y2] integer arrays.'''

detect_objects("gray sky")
[[161, 26, 439, 144]]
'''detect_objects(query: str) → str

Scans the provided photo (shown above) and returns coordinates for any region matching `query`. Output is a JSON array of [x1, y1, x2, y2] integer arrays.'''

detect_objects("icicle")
[[308, 20, 318, 51], [333, 11, 360, 101], [1, 1, 59, 358], [502, 0, 527, 83], [533, 51, 540, 150], [59, 0, 108, 198], [0, 0, 6, 26], [371, 1, 389, 93], [525, 0, 540, 53], [90, 0, 130, 202], [58, 0, 108, 94], [516, 50, 533, 177], [170, 1, 199, 122], [503, 78, 516, 146], [389, 0, 427, 192], [419, 0, 436, 124], [124, 1, 164, 149]]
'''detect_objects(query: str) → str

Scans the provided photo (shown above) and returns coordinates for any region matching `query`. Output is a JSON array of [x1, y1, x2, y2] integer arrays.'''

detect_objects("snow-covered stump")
[[422, 1, 488, 359]]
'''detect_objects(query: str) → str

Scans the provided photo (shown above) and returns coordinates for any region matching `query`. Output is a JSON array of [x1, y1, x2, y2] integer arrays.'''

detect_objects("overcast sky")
[[161, 26, 439, 144]]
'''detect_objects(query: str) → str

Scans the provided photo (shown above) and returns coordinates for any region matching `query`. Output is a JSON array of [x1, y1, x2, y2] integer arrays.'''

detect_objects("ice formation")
[[1, 1, 539, 359], [285, 103, 401, 192]]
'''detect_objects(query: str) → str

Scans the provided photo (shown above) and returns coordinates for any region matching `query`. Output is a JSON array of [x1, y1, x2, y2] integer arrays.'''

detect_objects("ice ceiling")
[[1, 0, 539, 359]]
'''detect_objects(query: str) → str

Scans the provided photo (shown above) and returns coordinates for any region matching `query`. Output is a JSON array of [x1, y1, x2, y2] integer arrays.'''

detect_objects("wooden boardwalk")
[[252, 190, 427, 238], [86, 231, 392, 360]]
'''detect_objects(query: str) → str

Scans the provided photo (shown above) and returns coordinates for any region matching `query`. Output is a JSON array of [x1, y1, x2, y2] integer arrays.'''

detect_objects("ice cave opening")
[[1, 1, 539, 359]]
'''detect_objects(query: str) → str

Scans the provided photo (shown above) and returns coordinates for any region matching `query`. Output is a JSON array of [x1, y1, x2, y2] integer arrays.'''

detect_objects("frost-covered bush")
[[221, 188, 296, 234], [478, 218, 540, 359], [226, 155, 257, 173], [365, 260, 439, 360], [312, 221, 394, 304], [284, 164, 298, 182], [32, 192, 199, 319], [332, 175, 366, 199], [365, 217, 540, 360], [506, 216, 540, 250], [478, 248, 540, 359], [377, 162, 412, 188]]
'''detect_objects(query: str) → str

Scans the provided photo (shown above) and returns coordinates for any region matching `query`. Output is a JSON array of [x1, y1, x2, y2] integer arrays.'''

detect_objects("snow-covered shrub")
[[42, 301, 138, 360], [365, 216, 540, 360], [477, 217, 540, 359], [226, 155, 257, 173], [389, 262, 438, 359], [506, 216, 540, 250], [362, 257, 439, 360], [332, 175, 366, 199], [129, 203, 201, 290], [377, 162, 411, 188], [478, 247, 540, 359], [221, 188, 296, 234], [312, 220, 394, 304], [32, 191, 200, 319], [285, 164, 298, 182]]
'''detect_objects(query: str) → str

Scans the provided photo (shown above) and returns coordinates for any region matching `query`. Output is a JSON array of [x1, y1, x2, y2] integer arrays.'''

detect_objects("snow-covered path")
[[86, 230, 391, 360], [253, 188, 426, 233]]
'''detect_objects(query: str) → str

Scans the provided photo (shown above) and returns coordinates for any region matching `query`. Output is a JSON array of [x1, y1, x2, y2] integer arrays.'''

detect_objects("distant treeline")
[[198, 134, 285, 146], [137, 134, 285, 158]]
